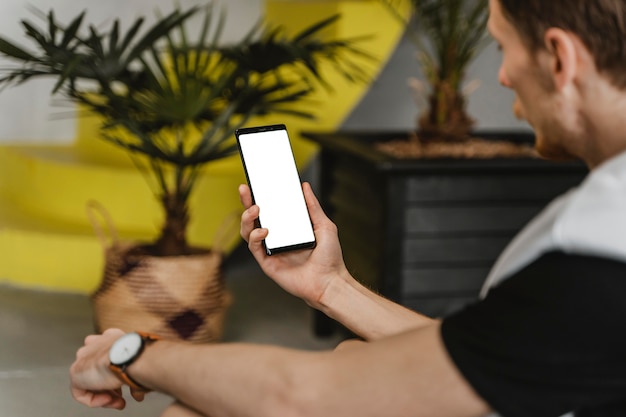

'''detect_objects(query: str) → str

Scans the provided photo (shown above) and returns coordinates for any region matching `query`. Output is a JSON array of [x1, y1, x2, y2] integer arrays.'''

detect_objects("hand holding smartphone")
[[236, 124, 316, 255]]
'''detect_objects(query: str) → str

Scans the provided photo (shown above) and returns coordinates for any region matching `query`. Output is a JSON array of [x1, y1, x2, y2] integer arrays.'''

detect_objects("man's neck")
[[579, 82, 626, 169]]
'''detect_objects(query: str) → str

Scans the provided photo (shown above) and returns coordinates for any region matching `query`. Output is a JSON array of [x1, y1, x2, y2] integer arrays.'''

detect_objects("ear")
[[543, 28, 578, 90]]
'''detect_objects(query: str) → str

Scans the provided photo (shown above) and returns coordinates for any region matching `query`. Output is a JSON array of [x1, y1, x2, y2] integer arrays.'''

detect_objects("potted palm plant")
[[0, 5, 369, 342], [372, 0, 536, 157], [382, 0, 490, 140]]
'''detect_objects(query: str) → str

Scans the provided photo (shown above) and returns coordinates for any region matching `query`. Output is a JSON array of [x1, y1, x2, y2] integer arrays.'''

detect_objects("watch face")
[[109, 332, 143, 366]]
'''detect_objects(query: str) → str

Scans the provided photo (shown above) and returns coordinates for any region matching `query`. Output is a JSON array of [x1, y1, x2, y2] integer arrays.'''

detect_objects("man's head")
[[489, 0, 626, 165], [497, 0, 626, 90]]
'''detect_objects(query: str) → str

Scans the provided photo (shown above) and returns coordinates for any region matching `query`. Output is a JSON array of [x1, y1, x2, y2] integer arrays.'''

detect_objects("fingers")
[[302, 182, 319, 210], [239, 183, 262, 245], [238, 184, 267, 257], [238, 184, 252, 208], [240, 199, 269, 263], [75, 345, 89, 360], [240, 182, 324, 258], [240, 204, 260, 243], [103, 389, 127, 409], [71, 387, 126, 410], [102, 328, 125, 338], [72, 329, 127, 400], [247, 228, 269, 262], [84, 328, 124, 345], [302, 182, 331, 228]]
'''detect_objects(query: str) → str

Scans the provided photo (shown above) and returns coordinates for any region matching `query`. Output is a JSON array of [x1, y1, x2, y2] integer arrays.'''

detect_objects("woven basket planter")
[[88, 201, 234, 343]]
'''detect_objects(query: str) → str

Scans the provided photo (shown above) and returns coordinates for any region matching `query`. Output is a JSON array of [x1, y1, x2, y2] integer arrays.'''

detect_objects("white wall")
[[0, 0, 262, 143]]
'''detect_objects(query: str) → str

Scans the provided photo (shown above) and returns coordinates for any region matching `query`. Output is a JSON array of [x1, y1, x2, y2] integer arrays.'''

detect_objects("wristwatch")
[[108, 331, 160, 392]]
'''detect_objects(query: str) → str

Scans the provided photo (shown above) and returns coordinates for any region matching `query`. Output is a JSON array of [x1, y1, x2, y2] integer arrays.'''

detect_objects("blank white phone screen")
[[238, 128, 315, 252]]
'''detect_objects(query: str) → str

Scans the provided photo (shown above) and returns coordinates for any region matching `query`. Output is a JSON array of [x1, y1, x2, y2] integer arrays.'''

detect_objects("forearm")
[[316, 270, 435, 341], [129, 341, 319, 417], [128, 324, 489, 417]]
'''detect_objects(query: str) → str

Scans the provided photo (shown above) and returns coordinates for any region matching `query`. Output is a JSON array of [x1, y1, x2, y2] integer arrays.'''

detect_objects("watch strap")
[[109, 331, 161, 393], [108, 363, 150, 392]]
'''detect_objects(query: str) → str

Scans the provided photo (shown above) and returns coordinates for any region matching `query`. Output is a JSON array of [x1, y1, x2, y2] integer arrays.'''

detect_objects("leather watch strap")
[[109, 331, 161, 393], [108, 364, 150, 392]]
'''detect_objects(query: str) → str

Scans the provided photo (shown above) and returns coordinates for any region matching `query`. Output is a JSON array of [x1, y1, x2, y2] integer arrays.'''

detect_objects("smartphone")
[[235, 124, 316, 255]]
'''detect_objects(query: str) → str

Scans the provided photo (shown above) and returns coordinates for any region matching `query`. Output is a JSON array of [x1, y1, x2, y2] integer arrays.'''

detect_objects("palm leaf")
[[52, 54, 83, 93], [293, 14, 339, 42], [109, 20, 120, 54], [122, 8, 198, 66], [47, 10, 58, 44], [118, 17, 145, 52], [0, 38, 36, 61], [59, 11, 85, 49]]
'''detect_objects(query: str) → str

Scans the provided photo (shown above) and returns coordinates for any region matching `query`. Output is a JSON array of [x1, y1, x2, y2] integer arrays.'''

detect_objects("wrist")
[[108, 331, 160, 393], [315, 268, 358, 317]]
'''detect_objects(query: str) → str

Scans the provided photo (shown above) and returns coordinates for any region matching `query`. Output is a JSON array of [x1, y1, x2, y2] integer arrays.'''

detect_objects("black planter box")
[[303, 131, 588, 335]]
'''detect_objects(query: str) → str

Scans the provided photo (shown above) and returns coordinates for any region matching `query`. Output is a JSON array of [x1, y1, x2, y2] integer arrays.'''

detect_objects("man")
[[70, 0, 626, 416]]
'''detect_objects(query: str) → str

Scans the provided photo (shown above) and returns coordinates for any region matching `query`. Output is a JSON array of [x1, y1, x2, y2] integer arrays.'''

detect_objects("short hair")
[[497, 0, 626, 89]]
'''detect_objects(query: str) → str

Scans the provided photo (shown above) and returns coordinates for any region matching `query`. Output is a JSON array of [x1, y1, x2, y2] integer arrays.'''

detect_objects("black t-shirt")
[[441, 251, 626, 417]]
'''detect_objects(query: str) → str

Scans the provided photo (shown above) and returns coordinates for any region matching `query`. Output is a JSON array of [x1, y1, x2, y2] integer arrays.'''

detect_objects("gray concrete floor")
[[0, 246, 345, 416]]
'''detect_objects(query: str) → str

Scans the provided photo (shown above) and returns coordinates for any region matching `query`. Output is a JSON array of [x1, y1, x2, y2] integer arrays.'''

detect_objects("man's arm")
[[71, 325, 491, 417], [239, 183, 433, 341], [316, 265, 435, 340]]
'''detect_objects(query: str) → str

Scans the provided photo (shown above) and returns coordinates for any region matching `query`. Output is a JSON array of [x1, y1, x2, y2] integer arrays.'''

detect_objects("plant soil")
[[375, 133, 539, 159]]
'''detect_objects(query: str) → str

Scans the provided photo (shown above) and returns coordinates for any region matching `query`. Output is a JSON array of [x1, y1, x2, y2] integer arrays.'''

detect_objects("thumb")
[[302, 182, 327, 225]]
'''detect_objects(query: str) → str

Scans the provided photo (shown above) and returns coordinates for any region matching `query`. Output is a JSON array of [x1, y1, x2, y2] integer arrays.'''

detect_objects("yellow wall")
[[0, 0, 409, 292]]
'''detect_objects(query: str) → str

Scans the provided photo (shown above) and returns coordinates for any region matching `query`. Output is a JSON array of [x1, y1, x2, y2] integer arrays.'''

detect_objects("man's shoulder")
[[555, 154, 626, 261], [483, 151, 626, 293], [442, 250, 626, 417]]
